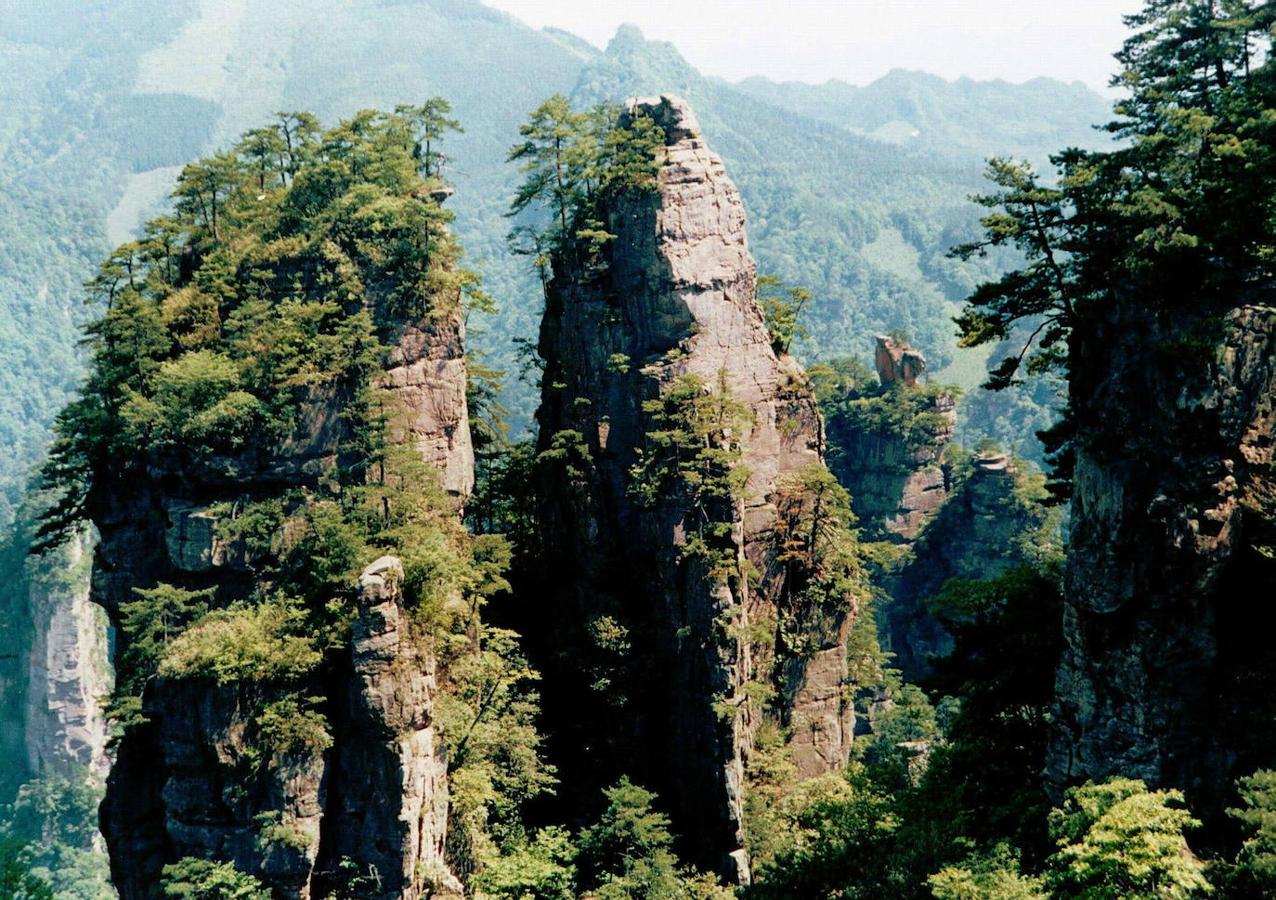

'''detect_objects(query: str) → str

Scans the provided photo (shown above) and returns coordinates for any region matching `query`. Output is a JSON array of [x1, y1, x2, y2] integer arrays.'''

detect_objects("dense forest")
[[0, 0, 1115, 529], [3, 0, 1276, 898]]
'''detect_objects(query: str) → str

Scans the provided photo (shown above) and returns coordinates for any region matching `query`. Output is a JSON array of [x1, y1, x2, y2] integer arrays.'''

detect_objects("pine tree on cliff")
[[954, 0, 1276, 844], [34, 105, 554, 897], [952, 0, 1276, 500]]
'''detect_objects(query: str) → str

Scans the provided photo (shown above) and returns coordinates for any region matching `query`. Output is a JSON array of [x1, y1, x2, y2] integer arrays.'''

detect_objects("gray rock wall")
[[1048, 304, 1276, 816], [535, 95, 857, 880]]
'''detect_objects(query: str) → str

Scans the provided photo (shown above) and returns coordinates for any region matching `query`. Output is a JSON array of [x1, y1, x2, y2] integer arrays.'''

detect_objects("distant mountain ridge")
[[735, 68, 1113, 171], [0, 0, 1115, 524]]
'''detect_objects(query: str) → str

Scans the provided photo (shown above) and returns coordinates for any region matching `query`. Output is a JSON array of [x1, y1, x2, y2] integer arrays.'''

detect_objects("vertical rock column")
[[535, 95, 856, 879], [21, 530, 112, 784], [94, 307, 474, 899], [826, 336, 956, 548], [1048, 304, 1276, 815], [332, 556, 461, 900]]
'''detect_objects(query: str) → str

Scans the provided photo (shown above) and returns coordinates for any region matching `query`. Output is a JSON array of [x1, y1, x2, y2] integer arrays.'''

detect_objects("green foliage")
[[394, 97, 463, 179], [160, 858, 270, 900], [856, 682, 938, 792], [468, 439, 539, 541], [1226, 769, 1276, 889], [0, 840, 53, 900], [0, 772, 111, 900], [891, 567, 1062, 878], [629, 370, 752, 577], [814, 355, 958, 493], [474, 827, 577, 900], [952, 0, 1276, 498], [34, 110, 556, 884], [771, 462, 866, 671], [119, 349, 266, 452], [1046, 778, 1210, 899], [745, 766, 907, 899], [928, 845, 1047, 900], [507, 96, 662, 276], [253, 697, 332, 760], [158, 599, 321, 685], [577, 778, 728, 900], [756, 274, 812, 356], [252, 811, 312, 854], [37, 105, 469, 548], [113, 584, 214, 698], [439, 627, 555, 863]]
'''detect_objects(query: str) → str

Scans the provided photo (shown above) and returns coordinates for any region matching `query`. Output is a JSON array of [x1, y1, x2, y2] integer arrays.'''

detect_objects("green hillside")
[[0, 0, 1113, 525], [735, 68, 1113, 172]]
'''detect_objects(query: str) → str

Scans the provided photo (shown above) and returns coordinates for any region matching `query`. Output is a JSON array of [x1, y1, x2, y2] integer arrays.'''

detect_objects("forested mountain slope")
[[0, 0, 219, 525], [735, 69, 1112, 173], [0, 0, 1112, 524]]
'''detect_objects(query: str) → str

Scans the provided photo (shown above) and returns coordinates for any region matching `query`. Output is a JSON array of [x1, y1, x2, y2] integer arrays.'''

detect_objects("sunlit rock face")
[[534, 94, 856, 882]]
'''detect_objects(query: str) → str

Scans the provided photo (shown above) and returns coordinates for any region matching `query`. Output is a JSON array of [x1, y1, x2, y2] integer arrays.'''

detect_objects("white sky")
[[484, 0, 1142, 90]]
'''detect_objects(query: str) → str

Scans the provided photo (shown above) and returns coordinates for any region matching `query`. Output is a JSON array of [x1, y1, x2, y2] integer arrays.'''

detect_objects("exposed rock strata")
[[93, 311, 472, 899], [0, 527, 113, 801], [1049, 304, 1276, 818], [330, 555, 461, 900], [533, 95, 856, 880], [826, 338, 956, 547], [21, 532, 112, 782], [884, 452, 1052, 680], [875, 333, 928, 388]]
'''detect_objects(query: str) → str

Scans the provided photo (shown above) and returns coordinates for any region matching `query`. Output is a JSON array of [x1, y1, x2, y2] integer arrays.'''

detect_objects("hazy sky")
[[484, 0, 1142, 90]]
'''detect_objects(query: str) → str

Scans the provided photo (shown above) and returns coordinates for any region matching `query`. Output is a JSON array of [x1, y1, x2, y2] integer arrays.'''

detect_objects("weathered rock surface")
[[330, 556, 461, 899], [825, 338, 956, 547], [22, 532, 112, 782], [385, 317, 475, 499], [532, 95, 856, 879], [92, 309, 473, 898], [875, 333, 928, 388], [0, 528, 113, 795], [1048, 304, 1276, 818], [883, 452, 1052, 680]]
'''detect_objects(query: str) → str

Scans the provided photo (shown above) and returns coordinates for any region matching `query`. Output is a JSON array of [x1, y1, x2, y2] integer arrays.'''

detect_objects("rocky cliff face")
[[884, 452, 1054, 680], [532, 95, 857, 880], [0, 528, 112, 801], [327, 555, 462, 899], [825, 337, 955, 547], [21, 531, 112, 783], [1049, 304, 1276, 818], [94, 311, 473, 899]]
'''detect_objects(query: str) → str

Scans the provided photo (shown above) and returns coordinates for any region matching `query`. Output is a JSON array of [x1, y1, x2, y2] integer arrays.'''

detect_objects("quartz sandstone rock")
[[826, 338, 956, 547], [875, 333, 928, 388], [93, 307, 473, 898], [331, 556, 462, 900], [1048, 304, 1276, 815], [19, 530, 112, 783], [534, 95, 856, 880]]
